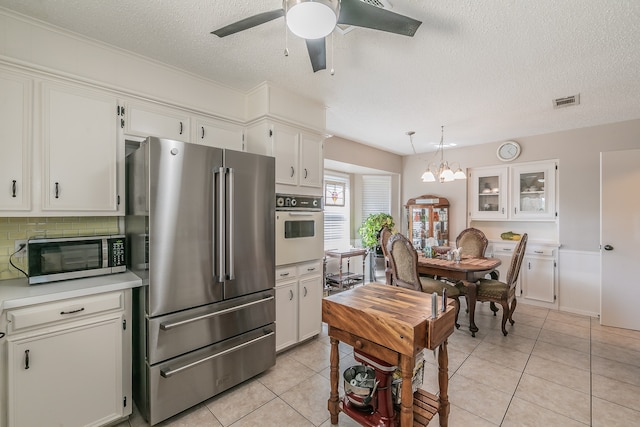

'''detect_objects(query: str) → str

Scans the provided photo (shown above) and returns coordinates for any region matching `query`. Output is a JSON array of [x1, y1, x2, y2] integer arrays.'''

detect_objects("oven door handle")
[[159, 330, 275, 378], [285, 212, 319, 216]]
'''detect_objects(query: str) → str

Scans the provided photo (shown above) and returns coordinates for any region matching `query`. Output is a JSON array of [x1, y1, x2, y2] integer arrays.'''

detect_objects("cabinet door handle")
[[303, 286, 308, 297], [12, 180, 17, 198], [304, 168, 308, 179], [279, 272, 290, 277], [24, 350, 29, 370], [290, 166, 295, 178], [201, 126, 205, 139], [60, 307, 85, 315], [307, 267, 316, 272], [289, 290, 294, 300], [179, 121, 183, 135], [534, 250, 543, 254], [501, 208, 504, 214], [120, 118, 125, 129], [54, 182, 60, 199]]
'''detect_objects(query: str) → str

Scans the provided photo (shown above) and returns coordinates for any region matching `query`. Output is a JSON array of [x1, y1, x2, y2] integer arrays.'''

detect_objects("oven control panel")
[[276, 194, 323, 211]]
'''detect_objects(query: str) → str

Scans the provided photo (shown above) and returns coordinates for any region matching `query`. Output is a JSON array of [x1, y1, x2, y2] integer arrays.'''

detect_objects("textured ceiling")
[[1, 0, 639, 155]]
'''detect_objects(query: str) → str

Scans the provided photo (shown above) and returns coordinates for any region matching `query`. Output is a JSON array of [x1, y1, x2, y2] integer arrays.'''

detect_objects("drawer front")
[[297, 260, 322, 277], [146, 326, 275, 426], [275, 266, 297, 282], [7, 291, 123, 333], [527, 247, 555, 257], [147, 290, 275, 365]]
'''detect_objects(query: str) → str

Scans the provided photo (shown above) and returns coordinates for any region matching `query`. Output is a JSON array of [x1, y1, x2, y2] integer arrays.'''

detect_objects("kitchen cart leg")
[[328, 337, 340, 424], [399, 354, 415, 426], [438, 340, 450, 427]]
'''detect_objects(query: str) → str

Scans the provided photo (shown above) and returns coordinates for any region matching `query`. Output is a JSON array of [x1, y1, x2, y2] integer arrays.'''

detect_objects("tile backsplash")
[[0, 217, 120, 281]]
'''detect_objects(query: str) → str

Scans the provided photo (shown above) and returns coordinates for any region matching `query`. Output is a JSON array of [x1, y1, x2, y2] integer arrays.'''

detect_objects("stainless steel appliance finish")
[[275, 193, 324, 266], [126, 137, 275, 425], [27, 234, 126, 284]]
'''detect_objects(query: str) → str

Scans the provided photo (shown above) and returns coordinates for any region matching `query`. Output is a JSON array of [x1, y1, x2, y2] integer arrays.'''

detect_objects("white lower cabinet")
[[490, 242, 557, 309], [275, 260, 323, 352], [3, 290, 132, 427], [521, 247, 556, 305]]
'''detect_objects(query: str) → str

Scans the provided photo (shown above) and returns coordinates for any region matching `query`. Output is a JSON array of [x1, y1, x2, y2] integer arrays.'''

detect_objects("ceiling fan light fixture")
[[285, 0, 339, 39]]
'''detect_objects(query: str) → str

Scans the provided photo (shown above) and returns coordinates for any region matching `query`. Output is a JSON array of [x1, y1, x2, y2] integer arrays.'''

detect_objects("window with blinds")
[[361, 175, 392, 219], [324, 173, 350, 251]]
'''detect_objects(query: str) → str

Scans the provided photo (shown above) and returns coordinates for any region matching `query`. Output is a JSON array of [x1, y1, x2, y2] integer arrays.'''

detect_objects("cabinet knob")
[[354, 340, 363, 349], [603, 245, 614, 251]]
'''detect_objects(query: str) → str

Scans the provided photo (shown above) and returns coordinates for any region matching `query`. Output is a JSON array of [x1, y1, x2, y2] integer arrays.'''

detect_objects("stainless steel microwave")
[[27, 235, 126, 284]]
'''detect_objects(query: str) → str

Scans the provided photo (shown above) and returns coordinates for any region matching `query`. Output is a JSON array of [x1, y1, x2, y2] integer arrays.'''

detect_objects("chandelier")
[[415, 126, 466, 183]]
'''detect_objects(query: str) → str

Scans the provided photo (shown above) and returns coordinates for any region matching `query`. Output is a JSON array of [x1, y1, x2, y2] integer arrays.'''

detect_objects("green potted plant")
[[359, 213, 395, 252]]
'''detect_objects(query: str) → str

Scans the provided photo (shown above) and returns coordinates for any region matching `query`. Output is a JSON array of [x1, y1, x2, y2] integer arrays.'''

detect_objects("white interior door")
[[600, 149, 640, 330]]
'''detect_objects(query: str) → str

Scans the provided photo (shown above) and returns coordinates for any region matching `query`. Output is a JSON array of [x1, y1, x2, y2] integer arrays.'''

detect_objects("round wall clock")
[[497, 141, 521, 162]]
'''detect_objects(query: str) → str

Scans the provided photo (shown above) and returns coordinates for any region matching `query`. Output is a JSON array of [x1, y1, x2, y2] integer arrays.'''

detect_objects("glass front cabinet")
[[470, 161, 557, 221], [470, 167, 508, 220], [405, 195, 449, 249], [511, 162, 557, 220]]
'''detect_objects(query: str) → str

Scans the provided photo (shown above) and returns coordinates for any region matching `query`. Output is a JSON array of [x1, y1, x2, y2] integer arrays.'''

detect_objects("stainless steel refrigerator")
[[126, 137, 275, 425]]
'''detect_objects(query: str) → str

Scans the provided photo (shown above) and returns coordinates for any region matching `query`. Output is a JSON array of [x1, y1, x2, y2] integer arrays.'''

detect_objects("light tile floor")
[[117, 302, 640, 427]]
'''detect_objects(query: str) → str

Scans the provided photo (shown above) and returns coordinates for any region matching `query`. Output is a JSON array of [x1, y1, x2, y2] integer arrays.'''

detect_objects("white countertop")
[[0, 270, 143, 311]]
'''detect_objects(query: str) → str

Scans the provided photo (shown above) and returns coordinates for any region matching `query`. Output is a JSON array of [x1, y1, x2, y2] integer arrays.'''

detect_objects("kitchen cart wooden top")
[[322, 283, 452, 356]]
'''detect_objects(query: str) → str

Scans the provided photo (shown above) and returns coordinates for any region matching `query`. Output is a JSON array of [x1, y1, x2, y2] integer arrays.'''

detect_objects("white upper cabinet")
[[510, 162, 557, 220], [42, 82, 120, 213], [124, 101, 190, 142], [272, 123, 300, 186], [469, 160, 557, 221], [193, 116, 244, 151], [0, 71, 32, 212], [469, 167, 508, 220], [299, 132, 323, 188], [247, 120, 323, 190]]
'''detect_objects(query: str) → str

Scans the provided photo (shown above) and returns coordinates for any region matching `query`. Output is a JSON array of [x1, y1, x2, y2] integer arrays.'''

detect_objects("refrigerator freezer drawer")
[[147, 289, 275, 365], [146, 325, 275, 426]]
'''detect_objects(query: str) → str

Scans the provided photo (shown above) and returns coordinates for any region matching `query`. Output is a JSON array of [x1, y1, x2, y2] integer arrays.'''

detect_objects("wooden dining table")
[[417, 255, 501, 337]]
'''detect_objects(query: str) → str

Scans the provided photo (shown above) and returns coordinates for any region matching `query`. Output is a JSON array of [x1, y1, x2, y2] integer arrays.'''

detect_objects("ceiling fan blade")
[[211, 9, 284, 37], [305, 38, 327, 73], [338, 0, 422, 37]]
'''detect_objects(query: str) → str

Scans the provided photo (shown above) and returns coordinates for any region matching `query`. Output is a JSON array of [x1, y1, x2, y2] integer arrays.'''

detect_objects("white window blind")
[[324, 173, 350, 251], [361, 175, 392, 219]]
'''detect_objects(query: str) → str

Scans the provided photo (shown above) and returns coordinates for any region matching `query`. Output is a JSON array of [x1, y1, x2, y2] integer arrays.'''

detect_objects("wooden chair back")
[[386, 233, 421, 292], [506, 234, 528, 286], [455, 227, 488, 257], [378, 226, 393, 285]]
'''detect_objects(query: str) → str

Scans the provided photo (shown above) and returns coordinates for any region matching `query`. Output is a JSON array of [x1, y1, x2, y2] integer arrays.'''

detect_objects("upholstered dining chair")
[[386, 232, 461, 328], [455, 227, 488, 258], [473, 233, 528, 336], [378, 226, 394, 285]]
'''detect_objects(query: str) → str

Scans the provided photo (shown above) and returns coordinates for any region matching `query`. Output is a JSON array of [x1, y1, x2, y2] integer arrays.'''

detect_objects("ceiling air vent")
[[336, 0, 393, 34], [553, 94, 580, 109]]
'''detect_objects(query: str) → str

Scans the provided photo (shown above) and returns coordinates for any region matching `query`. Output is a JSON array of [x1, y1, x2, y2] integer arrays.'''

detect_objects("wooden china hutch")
[[405, 195, 450, 249]]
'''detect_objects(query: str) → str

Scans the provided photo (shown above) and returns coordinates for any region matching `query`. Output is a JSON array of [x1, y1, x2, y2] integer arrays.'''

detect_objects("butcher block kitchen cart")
[[322, 283, 455, 427]]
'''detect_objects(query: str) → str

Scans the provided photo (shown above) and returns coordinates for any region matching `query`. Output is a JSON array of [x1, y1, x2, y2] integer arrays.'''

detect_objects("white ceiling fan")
[[211, 0, 422, 72]]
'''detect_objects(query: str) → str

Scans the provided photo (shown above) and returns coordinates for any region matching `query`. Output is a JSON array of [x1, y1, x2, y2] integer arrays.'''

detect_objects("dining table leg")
[[464, 280, 479, 337]]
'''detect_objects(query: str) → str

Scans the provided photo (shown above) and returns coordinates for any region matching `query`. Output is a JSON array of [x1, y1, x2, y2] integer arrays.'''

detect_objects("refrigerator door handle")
[[214, 167, 226, 282], [159, 330, 275, 378], [227, 167, 235, 280], [159, 296, 274, 330]]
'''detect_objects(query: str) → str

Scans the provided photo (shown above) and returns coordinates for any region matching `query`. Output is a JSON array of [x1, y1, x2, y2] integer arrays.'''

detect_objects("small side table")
[[324, 248, 368, 292]]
